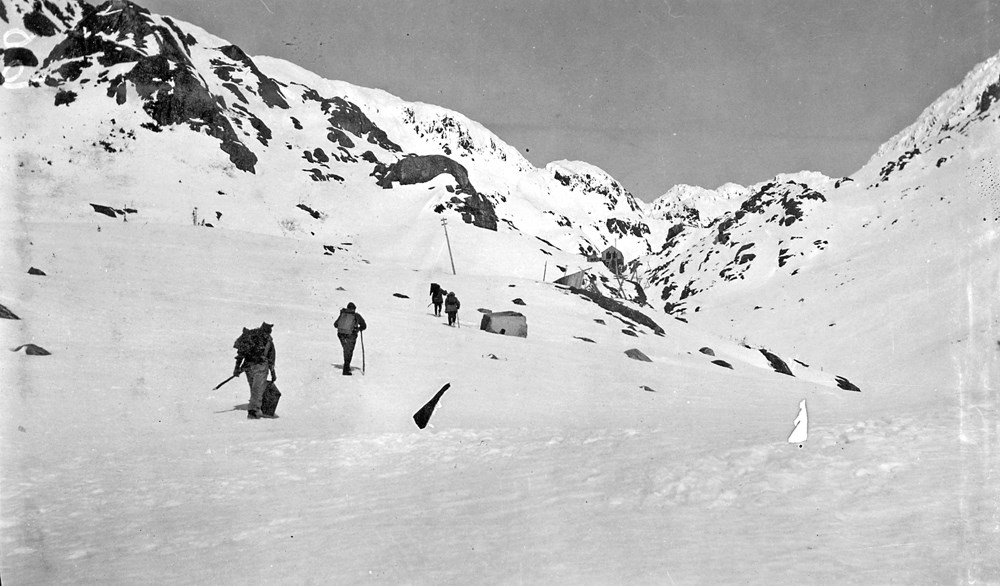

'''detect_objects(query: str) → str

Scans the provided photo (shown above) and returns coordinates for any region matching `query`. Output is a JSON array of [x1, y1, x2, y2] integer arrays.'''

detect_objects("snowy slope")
[[1, 219, 986, 584]]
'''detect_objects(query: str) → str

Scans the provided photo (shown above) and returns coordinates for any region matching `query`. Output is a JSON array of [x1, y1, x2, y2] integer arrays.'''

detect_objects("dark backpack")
[[234, 327, 270, 362], [336, 311, 357, 335]]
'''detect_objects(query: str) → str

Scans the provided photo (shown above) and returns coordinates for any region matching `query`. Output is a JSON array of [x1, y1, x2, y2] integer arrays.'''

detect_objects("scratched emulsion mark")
[[787, 399, 808, 446]]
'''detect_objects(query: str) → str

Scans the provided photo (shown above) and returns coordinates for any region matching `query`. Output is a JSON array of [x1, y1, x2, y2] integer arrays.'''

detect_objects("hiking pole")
[[360, 331, 366, 374]]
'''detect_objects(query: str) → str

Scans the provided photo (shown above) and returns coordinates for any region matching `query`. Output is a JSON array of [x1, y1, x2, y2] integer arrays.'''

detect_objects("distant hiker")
[[430, 283, 444, 317], [233, 321, 276, 420], [334, 302, 367, 375], [444, 291, 461, 326]]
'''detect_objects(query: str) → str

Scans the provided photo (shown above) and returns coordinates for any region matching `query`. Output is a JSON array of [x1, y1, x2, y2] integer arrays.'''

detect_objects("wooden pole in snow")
[[441, 218, 456, 275]]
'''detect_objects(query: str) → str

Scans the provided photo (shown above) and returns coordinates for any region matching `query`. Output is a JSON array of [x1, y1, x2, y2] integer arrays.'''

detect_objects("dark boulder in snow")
[[512, 298, 525, 306], [3, 48, 38, 67], [393, 293, 410, 299], [835, 376, 861, 392], [0, 304, 20, 320], [27, 267, 46, 276], [574, 336, 596, 343], [11, 344, 51, 356], [699, 347, 715, 356], [759, 348, 794, 376], [54, 89, 77, 106], [90, 203, 120, 218], [624, 348, 652, 362], [712, 359, 734, 370]]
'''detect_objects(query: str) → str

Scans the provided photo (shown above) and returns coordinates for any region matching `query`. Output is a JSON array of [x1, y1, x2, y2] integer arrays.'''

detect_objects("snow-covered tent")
[[480, 311, 528, 338], [554, 269, 588, 288]]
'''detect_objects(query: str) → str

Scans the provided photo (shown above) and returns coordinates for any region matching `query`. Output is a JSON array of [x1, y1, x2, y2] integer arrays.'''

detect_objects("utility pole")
[[441, 218, 456, 275]]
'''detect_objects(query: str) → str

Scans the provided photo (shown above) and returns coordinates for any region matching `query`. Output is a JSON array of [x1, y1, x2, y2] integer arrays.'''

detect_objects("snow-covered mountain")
[[1, 0, 652, 282], [647, 182, 750, 227], [2, 1, 998, 582]]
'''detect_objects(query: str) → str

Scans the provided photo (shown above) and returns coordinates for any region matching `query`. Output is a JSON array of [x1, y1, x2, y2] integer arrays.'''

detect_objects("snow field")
[[3, 217, 991, 584]]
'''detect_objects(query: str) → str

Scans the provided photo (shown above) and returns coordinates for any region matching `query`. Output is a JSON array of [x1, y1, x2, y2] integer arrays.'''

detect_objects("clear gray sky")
[[135, 0, 1000, 200]]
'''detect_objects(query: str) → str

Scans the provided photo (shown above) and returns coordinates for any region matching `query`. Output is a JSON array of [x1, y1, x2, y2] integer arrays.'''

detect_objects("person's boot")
[[343, 367, 352, 376], [247, 409, 261, 419]]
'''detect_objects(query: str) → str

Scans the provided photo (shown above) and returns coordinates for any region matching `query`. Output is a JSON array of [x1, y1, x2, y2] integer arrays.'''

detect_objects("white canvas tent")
[[480, 311, 528, 338]]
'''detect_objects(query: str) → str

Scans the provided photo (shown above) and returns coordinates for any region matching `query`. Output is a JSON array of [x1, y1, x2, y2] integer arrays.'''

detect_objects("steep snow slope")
[[2, 219, 988, 584]]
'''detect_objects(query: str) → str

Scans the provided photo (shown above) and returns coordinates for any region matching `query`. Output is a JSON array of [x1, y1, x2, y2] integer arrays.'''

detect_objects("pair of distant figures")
[[430, 283, 461, 326]]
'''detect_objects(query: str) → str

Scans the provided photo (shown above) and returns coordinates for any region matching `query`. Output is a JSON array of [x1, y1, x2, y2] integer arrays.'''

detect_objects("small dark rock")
[[54, 89, 77, 106], [0, 304, 20, 320], [27, 267, 46, 276], [622, 329, 638, 337], [393, 293, 410, 299], [759, 349, 794, 376], [11, 344, 50, 355], [594, 319, 606, 325], [712, 359, 734, 370], [699, 347, 715, 356], [574, 336, 596, 343], [640, 385, 656, 393], [512, 298, 526, 306], [89, 203, 119, 218], [624, 348, 652, 362], [835, 376, 861, 392]]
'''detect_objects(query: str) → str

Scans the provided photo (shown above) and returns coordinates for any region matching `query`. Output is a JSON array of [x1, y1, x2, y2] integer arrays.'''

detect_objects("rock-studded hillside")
[[1, 0, 653, 287]]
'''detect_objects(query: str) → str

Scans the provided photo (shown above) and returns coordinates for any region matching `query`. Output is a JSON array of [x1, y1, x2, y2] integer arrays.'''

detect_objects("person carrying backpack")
[[444, 291, 460, 326], [233, 321, 276, 419], [334, 302, 367, 375], [430, 284, 444, 317]]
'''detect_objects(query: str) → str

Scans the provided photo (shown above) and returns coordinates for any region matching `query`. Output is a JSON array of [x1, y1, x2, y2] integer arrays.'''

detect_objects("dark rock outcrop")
[[375, 154, 475, 192], [45, 1, 259, 172]]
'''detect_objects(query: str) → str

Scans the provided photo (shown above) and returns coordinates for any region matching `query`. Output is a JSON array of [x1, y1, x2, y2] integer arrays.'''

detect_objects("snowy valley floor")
[[2, 222, 997, 584]]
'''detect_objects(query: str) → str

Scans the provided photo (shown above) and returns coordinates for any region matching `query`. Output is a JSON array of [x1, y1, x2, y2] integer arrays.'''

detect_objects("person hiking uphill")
[[444, 291, 460, 327], [334, 302, 367, 375], [430, 284, 444, 317], [233, 321, 276, 419]]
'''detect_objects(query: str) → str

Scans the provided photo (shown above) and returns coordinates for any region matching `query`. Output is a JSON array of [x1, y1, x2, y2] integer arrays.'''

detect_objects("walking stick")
[[212, 372, 239, 391], [360, 331, 366, 374]]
